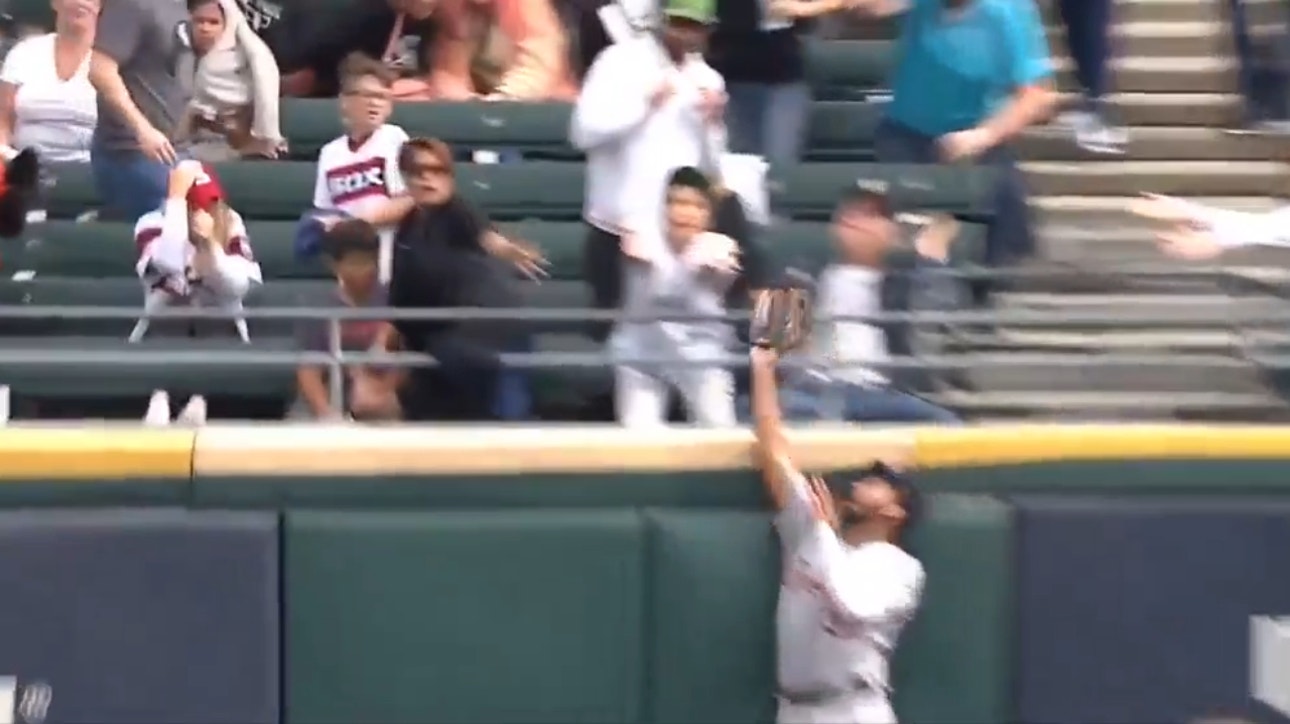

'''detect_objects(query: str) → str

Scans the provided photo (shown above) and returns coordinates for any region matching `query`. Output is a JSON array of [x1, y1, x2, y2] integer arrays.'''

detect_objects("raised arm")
[[134, 169, 198, 278], [227, 0, 284, 149], [751, 341, 825, 553], [194, 221, 262, 300], [569, 44, 653, 151]]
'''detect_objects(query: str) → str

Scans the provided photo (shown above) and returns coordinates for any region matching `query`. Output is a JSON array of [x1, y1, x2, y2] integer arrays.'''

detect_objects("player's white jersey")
[[775, 475, 924, 721], [312, 123, 409, 281], [131, 202, 262, 342]]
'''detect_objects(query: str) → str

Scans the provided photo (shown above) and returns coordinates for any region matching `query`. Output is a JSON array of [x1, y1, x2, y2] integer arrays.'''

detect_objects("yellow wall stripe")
[[914, 425, 1290, 469], [0, 428, 195, 480]]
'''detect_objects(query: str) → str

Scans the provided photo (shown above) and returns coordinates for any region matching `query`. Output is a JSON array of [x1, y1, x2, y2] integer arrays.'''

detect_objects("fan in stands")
[[0, 148, 40, 239], [131, 160, 264, 427]]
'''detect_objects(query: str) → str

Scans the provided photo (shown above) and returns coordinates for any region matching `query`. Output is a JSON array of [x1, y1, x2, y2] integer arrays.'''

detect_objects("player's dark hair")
[[321, 219, 380, 262], [666, 166, 716, 204], [863, 460, 924, 537], [339, 52, 395, 90]]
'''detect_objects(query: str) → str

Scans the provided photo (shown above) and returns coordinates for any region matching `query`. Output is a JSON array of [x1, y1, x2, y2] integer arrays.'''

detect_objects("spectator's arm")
[[295, 365, 336, 417], [776, 0, 858, 19], [569, 45, 650, 150], [90, 0, 154, 138], [230, 1, 284, 144], [294, 317, 338, 418], [1164, 199, 1290, 250], [353, 128, 414, 226], [197, 232, 263, 300], [312, 157, 331, 209], [136, 202, 189, 278], [976, 0, 1058, 145], [851, 0, 909, 18], [488, 0, 568, 100]]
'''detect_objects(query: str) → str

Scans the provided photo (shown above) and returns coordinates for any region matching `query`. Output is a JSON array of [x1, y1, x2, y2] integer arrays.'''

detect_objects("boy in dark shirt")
[[291, 219, 401, 421]]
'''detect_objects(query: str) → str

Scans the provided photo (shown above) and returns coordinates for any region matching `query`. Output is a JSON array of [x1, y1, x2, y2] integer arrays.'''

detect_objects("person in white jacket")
[[131, 160, 263, 425], [569, 0, 727, 342], [178, 0, 286, 161], [1131, 193, 1290, 259], [610, 166, 740, 427]]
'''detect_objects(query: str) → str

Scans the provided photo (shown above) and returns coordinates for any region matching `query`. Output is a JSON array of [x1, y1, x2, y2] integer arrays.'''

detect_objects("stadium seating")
[[42, 161, 995, 222], [7, 219, 986, 281], [280, 99, 886, 161]]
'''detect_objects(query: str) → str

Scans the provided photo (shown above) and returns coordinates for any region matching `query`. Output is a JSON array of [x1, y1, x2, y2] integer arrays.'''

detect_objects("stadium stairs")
[[954, 0, 1290, 421]]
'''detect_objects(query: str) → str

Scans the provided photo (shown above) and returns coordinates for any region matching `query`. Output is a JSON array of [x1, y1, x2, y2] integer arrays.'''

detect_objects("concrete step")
[[960, 351, 1265, 394], [1048, 21, 1236, 58], [996, 290, 1244, 316], [1072, 0, 1279, 24], [1021, 126, 1285, 161], [1035, 222, 1290, 266], [1023, 161, 1288, 196], [1031, 195, 1283, 232], [1054, 56, 1235, 93], [969, 326, 1246, 352], [1093, 93, 1243, 127], [934, 389, 1290, 415]]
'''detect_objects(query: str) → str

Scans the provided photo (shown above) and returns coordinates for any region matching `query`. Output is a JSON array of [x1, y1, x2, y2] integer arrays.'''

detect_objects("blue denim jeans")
[[90, 146, 172, 221], [490, 337, 533, 421], [1225, 0, 1290, 121], [738, 382, 960, 424], [725, 81, 812, 173], [874, 118, 1035, 268]]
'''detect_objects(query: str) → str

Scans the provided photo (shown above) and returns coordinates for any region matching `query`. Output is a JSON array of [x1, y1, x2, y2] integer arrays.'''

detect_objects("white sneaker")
[[176, 395, 207, 426], [1067, 110, 1127, 155], [144, 390, 171, 426]]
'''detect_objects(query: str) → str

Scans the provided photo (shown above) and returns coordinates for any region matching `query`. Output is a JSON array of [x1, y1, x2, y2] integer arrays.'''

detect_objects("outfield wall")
[[0, 425, 1286, 724]]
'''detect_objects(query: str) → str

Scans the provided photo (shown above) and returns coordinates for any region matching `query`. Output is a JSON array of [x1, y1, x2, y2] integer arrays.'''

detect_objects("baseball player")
[[749, 327, 926, 724]]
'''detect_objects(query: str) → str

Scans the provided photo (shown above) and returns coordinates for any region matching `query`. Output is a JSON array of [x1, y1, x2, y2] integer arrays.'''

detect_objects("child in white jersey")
[[312, 52, 413, 283], [132, 160, 263, 426], [610, 166, 739, 427], [750, 338, 926, 724]]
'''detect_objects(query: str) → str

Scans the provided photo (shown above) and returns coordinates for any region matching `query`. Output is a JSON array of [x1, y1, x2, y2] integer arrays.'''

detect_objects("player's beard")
[[838, 505, 866, 529]]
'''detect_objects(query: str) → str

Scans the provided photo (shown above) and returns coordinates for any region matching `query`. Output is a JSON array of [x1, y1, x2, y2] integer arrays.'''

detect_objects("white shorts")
[[776, 690, 896, 724]]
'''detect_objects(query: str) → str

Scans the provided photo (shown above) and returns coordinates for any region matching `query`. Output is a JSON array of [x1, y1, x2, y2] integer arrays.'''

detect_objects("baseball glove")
[[751, 288, 812, 353]]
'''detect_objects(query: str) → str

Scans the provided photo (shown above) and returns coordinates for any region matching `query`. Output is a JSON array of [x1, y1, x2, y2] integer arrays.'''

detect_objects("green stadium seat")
[[6, 216, 984, 282], [45, 161, 993, 223], [5, 0, 54, 28], [284, 101, 579, 160], [804, 40, 895, 98], [280, 99, 889, 162], [778, 164, 996, 220], [0, 335, 298, 398], [805, 101, 885, 161], [45, 161, 595, 221]]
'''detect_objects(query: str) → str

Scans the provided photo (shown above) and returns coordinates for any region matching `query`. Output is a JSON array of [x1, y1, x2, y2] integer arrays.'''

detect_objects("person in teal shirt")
[[855, 0, 1058, 300]]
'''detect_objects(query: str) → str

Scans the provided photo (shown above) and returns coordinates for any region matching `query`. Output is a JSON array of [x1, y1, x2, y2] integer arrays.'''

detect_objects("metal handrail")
[[0, 305, 1277, 326]]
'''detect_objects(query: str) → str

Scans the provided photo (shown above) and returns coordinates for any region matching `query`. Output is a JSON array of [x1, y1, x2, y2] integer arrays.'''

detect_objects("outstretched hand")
[[805, 474, 840, 532]]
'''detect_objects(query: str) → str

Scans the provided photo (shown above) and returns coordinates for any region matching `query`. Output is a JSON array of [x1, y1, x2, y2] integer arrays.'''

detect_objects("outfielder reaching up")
[[749, 302, 925, 724]]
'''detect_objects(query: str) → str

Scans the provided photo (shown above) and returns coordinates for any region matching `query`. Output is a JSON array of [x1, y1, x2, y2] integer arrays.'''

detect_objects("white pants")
[[776, 691, 896, 724], [614, 366, 736, 427]]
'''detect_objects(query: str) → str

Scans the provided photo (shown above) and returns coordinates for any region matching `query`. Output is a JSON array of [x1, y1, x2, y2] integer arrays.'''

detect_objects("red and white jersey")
[[313, 124, 409, 281], [131, 200, 263, 342]]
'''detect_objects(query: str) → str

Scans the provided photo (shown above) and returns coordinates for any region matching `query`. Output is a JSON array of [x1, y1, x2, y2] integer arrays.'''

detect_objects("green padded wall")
[[281, 489, 1013, 724], [892, 494, 1014, 724], [285, 509, 647, 724], [645, 510, 779, 724]]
